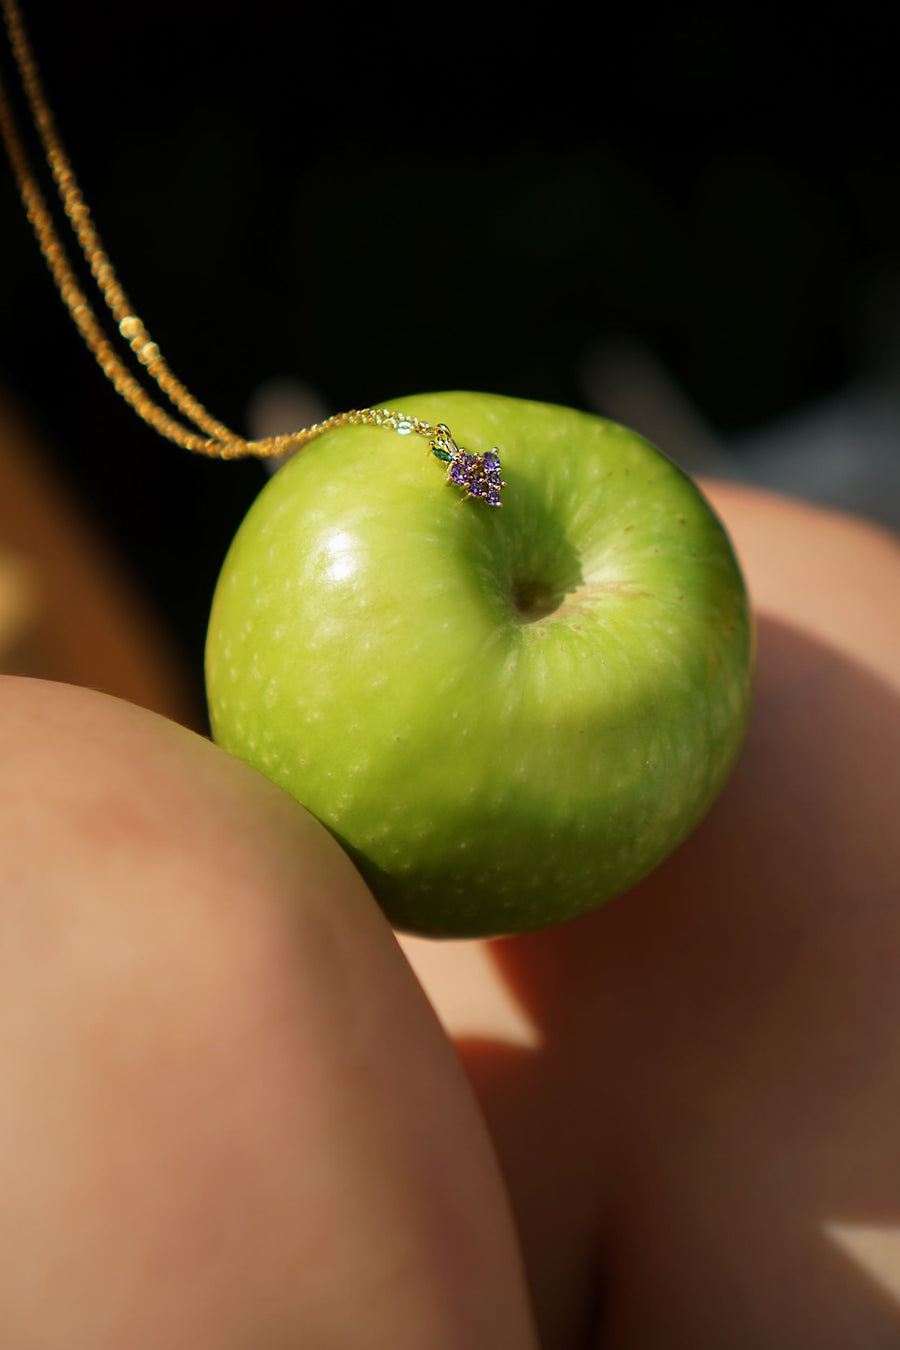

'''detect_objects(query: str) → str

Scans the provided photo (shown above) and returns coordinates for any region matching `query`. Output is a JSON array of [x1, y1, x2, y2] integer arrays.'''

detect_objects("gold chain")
[[0, 0, 505, 503], [0, 0, 284, 457]]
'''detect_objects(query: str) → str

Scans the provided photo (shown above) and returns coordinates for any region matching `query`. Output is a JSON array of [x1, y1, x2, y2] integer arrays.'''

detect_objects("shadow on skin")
[[442, 613, 900, 1349]]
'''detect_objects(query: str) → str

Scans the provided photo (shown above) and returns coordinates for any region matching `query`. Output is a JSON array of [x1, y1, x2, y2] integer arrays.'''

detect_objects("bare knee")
[[0, 678, 535, 1349]]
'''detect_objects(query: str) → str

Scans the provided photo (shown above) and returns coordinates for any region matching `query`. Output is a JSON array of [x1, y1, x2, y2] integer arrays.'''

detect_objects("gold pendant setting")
[[429, 424, 505, 508]]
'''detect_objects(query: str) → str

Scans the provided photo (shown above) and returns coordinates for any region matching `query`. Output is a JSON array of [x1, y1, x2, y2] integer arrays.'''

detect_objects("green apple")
[[205, 391, 753, 937]]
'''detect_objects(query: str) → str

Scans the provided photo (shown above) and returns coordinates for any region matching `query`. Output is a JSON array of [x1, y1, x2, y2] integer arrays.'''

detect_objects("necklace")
[[0, 0, 505, 506]]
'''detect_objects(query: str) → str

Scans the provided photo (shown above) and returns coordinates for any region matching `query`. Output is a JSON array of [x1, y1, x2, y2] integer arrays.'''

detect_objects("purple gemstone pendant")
[[430, 426, 505, 508]]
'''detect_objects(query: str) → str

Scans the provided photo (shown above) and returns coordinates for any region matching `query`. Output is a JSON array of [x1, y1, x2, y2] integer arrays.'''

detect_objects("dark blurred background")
[[1, 0, 898, 718]]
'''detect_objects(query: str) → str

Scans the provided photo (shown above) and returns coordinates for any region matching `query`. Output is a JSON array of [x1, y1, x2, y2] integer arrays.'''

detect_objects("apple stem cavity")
[[511, 578, 566, 622]]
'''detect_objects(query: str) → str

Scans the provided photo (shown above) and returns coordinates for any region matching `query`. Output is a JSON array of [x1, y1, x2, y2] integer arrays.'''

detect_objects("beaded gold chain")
[[0, 0, 505, 504]]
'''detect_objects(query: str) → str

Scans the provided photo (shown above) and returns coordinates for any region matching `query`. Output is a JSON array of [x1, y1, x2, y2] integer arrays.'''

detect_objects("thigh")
[[0, 677, 537, 1350], [402, 486, 900, 1349]]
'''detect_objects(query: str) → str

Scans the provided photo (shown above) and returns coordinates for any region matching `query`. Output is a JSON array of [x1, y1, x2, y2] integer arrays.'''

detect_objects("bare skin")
[[0, 682, 537, 1349], [403, 482, 900, 1348], [0, 482, 898, 1347]]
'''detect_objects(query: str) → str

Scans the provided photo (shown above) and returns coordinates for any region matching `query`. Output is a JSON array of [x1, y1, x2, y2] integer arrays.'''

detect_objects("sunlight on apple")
[[398, 935, 542, 1051], [322, 530, 359, 583], [825, 1221, 900, 1305]]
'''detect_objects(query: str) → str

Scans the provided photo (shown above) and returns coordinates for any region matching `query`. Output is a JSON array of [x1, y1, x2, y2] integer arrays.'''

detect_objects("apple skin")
[[205, 392, 753, 937]]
